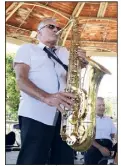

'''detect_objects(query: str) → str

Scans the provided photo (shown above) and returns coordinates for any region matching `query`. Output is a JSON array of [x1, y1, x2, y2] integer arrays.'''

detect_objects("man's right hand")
[[99, 146, 110, 157], [43, 92, 75, 113]]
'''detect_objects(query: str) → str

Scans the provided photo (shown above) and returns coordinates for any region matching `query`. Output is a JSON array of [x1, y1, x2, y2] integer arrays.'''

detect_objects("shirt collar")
[[37, 42, 46, 50], [96, 115, 105, 119], [37, 42, 57, 51]]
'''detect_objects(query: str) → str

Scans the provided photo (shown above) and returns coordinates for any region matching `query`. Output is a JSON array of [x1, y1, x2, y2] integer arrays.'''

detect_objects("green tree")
[[6, 53, 20, 121]]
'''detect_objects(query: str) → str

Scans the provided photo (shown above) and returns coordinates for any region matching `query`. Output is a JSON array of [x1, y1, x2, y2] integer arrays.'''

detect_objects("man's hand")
[[99, 146, 110, 157], [43, 92, 75, 113], [77, 48, 88, 68]]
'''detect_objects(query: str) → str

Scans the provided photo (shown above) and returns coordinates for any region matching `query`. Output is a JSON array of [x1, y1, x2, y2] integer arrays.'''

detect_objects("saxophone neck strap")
[[43, 47, 68, 72]]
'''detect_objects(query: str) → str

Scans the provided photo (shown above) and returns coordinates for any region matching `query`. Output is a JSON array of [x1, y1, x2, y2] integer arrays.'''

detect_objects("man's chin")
[[50, 39, 58, 44]]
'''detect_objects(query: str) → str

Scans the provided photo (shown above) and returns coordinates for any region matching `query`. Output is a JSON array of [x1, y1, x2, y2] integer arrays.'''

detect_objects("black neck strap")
[[43, 47, 68, 72]]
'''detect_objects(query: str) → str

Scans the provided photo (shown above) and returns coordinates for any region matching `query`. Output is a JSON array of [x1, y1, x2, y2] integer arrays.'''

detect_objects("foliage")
[[6, 53, 20, 121], [104, 97, 113, 117]]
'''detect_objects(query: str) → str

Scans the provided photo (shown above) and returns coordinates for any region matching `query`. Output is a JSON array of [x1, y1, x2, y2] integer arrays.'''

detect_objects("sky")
[[92, 56, 117, 98], [6, 42, 117, 98]]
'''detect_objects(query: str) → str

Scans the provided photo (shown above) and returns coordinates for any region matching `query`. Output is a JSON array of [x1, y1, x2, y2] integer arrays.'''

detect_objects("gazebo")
[[6, 1, 117, 56]]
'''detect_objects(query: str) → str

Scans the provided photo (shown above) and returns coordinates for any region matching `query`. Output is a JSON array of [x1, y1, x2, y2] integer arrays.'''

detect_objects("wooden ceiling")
[[6, 2, 117, 54]]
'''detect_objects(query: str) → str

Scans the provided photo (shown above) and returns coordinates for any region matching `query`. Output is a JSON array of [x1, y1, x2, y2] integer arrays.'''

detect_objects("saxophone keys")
[[66, 135, 77, 146], [68, 114, 78, 125]]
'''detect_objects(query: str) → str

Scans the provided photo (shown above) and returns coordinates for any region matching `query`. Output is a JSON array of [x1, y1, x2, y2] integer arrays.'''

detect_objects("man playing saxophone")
[[14, 18, 88, 165]]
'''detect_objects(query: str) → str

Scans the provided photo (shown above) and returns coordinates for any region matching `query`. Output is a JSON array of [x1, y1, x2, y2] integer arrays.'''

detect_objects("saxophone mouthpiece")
[[56, 29, 62, 35], [56, 19, 74, 35]]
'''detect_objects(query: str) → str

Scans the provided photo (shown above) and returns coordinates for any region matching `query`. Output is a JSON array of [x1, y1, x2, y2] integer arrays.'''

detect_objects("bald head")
[[37, 18, 60, 47], [37, 18, 57, 31]]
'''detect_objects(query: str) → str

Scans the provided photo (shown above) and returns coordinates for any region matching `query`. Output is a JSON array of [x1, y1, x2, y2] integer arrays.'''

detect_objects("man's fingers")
[[78, 50, 86, 56], [59, 95, 74, 105], [60, 92, 76, 98], [59, 99, 72, 110], [77, 49, 88, 63], [57, 105, 64, 113]]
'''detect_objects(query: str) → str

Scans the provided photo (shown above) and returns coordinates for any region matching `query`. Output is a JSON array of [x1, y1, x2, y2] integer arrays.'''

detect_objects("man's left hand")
[[77, 48, 88, 68]]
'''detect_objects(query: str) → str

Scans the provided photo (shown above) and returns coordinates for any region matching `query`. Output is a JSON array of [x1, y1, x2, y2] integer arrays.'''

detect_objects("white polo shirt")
[[95, 115, 117, 140], [14, 42, 69, 126]]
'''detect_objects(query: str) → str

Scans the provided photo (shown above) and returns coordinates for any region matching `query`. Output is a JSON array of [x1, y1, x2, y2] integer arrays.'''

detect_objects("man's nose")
[[100, 105, 104, 109], [53, 27, 58, 32]]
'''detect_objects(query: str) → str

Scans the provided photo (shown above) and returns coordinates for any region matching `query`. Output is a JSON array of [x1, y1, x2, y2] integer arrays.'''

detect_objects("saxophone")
[[60, 18, 111, 152]]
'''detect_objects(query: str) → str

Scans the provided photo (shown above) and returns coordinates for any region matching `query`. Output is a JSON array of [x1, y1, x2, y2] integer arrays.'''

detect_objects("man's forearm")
[[17, 76, 49, 102], [92, 140, 102, 150]]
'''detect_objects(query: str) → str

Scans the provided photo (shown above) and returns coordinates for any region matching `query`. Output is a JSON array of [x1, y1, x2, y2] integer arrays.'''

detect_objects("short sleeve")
[[110, 119, 117, 134], [13, 44, 31, 68]]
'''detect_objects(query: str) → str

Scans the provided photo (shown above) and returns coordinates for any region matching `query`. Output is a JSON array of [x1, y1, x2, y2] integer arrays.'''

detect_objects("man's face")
[[96, 99, 105, 116], [38, 20, 61, 44]]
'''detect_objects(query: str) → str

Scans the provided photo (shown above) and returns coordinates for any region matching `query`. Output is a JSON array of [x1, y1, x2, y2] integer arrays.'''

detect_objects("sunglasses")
[[39, 24, 61, 32]]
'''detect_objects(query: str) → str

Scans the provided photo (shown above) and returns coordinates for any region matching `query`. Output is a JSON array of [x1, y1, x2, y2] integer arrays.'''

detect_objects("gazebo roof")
[[6, 2, 117, 54]]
